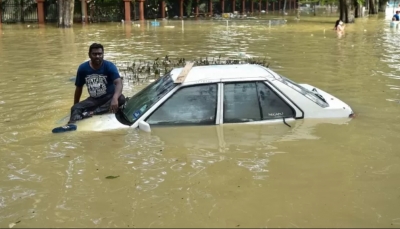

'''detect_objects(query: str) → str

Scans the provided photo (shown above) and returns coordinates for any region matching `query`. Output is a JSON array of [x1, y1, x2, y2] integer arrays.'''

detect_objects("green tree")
[[378, 0, 388, 12]]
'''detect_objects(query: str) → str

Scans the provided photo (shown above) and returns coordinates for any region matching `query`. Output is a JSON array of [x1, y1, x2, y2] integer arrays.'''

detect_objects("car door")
[[220, 81, 297, 124], [143, 83, 219, 126]]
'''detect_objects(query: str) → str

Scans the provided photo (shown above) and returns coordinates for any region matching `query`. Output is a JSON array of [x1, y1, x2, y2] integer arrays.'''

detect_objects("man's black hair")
[[89, 43, 104, 53]]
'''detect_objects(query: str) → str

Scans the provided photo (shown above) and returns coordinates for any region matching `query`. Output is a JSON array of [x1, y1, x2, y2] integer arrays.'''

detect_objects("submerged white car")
[[75, 64, 354, 132]]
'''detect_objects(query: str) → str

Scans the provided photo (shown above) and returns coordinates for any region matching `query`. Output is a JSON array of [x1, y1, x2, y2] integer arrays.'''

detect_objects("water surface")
[[0, 14, 400, 228]]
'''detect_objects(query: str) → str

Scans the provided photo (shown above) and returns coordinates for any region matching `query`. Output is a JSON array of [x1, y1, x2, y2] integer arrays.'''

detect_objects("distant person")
[[52, 43, 125, 133], [334, 19, 345, 33], [393, 11, 399, 21]]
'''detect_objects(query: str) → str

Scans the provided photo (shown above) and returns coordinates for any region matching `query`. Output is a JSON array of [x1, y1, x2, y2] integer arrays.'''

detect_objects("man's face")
[[89, 48, 103, 65]]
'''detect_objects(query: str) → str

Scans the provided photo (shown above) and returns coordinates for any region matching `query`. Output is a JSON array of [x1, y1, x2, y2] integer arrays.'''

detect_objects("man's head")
[[88, 43, 104, 65]]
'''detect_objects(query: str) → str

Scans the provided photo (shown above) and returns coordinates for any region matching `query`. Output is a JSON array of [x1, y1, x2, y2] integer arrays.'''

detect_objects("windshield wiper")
[[312, 88, 327, 103]]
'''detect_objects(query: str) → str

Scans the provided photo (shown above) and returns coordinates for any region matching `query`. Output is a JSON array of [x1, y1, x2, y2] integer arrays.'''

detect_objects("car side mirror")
[[138, 120, 151, 132]]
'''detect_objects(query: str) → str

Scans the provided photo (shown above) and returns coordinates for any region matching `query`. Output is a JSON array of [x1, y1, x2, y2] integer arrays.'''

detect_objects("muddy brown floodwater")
[[1, 14, 400, 228]]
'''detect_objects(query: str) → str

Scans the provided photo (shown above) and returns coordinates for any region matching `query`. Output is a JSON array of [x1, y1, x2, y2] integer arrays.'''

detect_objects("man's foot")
[[52, 124, 77, 133]]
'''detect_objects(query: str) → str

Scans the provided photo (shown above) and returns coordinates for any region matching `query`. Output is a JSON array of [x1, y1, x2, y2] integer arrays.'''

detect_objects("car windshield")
[[280, 76, 329, 108], [121, 73, 177, 124]]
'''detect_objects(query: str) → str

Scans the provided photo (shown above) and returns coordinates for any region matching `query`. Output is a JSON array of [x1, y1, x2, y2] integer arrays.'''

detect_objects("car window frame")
[[256, 81, 297, 120], [120, 72, 177, 125], [220, 80, 297, 124], [221, 81, 263, 123], [143, 83, 220, 126], [263, 80, 304, 119]]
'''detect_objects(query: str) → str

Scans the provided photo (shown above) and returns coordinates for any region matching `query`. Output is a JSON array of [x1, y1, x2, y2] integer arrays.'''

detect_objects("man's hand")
[[110, 77, 123, 113], [110, 97, 119, 113]]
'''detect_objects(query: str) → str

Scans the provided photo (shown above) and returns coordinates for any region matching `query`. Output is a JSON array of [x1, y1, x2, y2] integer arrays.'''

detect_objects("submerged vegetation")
[[116, 55, 271, 83]]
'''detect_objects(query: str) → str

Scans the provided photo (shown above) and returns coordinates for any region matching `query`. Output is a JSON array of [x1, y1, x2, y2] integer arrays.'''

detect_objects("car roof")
[[169, 64, 281, 84]]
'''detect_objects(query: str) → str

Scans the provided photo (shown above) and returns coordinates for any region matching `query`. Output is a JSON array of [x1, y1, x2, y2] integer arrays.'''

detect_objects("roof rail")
[[174, 61, 194, 84]]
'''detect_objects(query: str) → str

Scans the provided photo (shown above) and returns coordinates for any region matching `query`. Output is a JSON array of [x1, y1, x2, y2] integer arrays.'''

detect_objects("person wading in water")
[[334, 19, 345, 38]]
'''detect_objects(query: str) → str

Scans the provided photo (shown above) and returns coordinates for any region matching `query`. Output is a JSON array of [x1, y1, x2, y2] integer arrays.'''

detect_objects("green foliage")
[[354, 0, 365, 5], [93, 0, 121, 7], [298, 0, 340, 4], [186, 0, 193, 16], [95, 0, 120, 3], [91, 0, 124, 22]]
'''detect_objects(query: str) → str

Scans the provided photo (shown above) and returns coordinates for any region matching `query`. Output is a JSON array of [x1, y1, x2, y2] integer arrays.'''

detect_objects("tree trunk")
[[369, 0, 377, 14], [20, 0, 24, 23], [339, 0, 344, 20], [354, 0, 359, 17], [339, 0, 355, 23], [378, 0, 387, 12], [282, 0, 286, 13], [313, 2, 316, 16], [58, 0, 75, 28]]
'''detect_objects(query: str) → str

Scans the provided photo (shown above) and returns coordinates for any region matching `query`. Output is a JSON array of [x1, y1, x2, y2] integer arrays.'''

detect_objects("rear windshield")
[[280, 76, 329, 108], [121, 73, 177, 124]]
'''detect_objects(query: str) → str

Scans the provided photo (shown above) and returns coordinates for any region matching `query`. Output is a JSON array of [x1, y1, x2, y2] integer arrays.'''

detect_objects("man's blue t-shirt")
[[394, 14, 399, 20], [75, 60, 120, 98]]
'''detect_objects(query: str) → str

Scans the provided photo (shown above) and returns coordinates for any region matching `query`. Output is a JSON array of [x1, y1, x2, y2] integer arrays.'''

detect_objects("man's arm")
[[74, 65, 85, 104], [109, 62, 123, 113], [112, 78, 123, 100], [74, 86, 83, 104], [110, 78, 123, 113]]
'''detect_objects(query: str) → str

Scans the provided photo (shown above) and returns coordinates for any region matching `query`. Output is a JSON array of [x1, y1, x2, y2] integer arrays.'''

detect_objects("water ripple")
[[0, 17, 399, 227]]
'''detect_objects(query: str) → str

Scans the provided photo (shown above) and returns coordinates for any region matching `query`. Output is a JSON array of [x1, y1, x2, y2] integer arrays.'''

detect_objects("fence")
[[0, 0, 298, 24], [45, 0, 82, 23], [73, 0, 83, 22], [44, 0, 57, 22], [1, 0, 38, 23], [90, 0, 124, 22]]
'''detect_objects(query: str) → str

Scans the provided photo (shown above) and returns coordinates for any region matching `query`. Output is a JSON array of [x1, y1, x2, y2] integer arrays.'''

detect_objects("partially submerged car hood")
[[300, 83, 353, 114]]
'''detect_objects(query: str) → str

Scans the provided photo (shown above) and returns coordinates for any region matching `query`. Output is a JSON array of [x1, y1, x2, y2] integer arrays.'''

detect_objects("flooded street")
[[1, 13, 400, 227]]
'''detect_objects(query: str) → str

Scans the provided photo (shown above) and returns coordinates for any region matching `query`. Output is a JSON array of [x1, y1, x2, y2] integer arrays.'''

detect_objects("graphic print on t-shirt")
[[86, 74, 108, 98]]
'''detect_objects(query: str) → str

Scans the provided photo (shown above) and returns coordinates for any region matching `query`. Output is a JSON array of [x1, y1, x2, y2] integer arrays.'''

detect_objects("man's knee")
[[71, 98, 95, 111], [70, 103, 85, 122], [71, 103, 83, 112]]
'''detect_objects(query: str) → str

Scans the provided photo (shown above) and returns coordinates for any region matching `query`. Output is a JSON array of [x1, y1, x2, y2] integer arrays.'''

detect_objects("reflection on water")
[[1, 15, 400, 227]]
